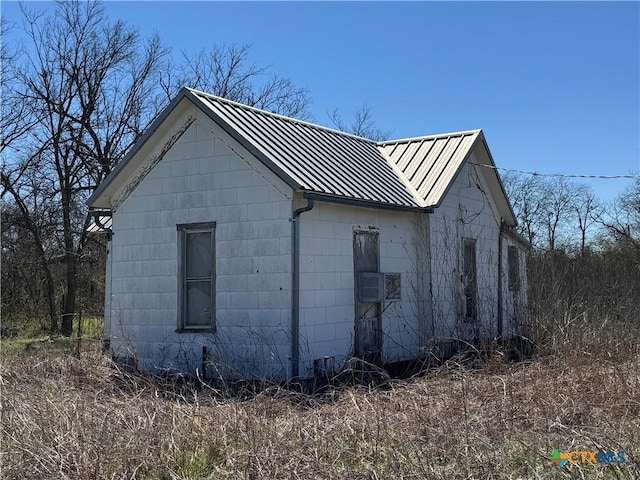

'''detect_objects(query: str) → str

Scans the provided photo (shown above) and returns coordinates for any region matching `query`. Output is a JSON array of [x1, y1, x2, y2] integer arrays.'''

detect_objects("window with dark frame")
[[508, 245, 521, 292], [462, 238, 478, 323], [177, 222, 216, 331]]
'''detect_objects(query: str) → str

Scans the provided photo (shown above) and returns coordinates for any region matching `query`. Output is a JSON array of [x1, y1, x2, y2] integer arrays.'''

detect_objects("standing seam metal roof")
[[89, 87, 493, 212], [379, 131, 481, 207], [191, 90, 422, 208]]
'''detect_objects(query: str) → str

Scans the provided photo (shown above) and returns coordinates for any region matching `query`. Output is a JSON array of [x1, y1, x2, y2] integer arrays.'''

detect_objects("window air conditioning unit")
[[358, 272, 401, 302]]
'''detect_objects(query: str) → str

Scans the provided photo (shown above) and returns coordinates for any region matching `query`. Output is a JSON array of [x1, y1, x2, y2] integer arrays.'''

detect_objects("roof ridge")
[[186, 87, 380, 144], [378, 129, 482, 145], [377, 146, 429, 208]]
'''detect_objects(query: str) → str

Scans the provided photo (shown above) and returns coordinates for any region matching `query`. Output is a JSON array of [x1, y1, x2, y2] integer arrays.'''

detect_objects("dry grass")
[[1, 335, 639, 479]]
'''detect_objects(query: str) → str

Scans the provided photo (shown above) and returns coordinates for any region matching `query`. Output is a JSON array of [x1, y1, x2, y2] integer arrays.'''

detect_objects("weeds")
[[1, 324, 639, 479]]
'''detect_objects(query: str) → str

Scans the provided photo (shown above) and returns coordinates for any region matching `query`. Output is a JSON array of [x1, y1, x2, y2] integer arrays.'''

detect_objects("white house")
[[87, 87, 528, 380]]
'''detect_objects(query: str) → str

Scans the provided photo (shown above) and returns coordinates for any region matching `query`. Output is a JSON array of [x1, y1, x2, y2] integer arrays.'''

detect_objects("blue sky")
[[2, 1, 639, 201]]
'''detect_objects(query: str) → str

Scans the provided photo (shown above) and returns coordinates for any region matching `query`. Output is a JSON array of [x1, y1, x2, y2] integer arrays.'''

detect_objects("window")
[[508, 245, 521, 292], [177, 222, 216, 331], [462, 238, 478, 323]]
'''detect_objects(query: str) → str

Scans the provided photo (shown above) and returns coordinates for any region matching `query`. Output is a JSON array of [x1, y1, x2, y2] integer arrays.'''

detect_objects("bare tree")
[[542, 177, 583, 251], [1, 2, 315, 335], [601, 176, 640, 253], [0, 18, 38, 156], [2, 1, 167, 334], [572, 185, 603, 255], [0, 182, 59, 330], [502, 172, 607, 253], [328, 105, 391, 141], [162, 44, 312, 119], [501, 172, 549, 247]]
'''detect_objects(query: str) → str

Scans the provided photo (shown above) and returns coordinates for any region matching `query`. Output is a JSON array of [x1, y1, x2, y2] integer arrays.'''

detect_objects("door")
[[353, 229, 382, 364]]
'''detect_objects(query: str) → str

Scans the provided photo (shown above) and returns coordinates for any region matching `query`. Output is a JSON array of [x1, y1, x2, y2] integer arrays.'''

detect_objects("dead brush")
[[2, 328, 639, 479]]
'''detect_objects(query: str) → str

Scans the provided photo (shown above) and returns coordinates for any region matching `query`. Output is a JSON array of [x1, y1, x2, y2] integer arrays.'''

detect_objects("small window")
[[177, 222, 216, 331], [462, 238, 478, 323], [508, 246, 521, 292]]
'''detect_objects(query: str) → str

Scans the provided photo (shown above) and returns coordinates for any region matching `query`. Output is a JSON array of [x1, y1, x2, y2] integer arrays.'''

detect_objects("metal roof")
[[378, 130, 481, 208], [89, 87, 509, 216], [187, 89, 423, 210]]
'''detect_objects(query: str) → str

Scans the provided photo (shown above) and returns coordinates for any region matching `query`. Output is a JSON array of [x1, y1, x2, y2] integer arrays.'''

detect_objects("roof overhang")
[[469, 132, 518, 227], [302, 191, 433, 213], [501, 224, 531, 250]]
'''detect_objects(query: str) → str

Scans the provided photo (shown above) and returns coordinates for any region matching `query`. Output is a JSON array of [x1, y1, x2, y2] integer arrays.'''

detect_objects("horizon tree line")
[[1, 0, 638, 335]]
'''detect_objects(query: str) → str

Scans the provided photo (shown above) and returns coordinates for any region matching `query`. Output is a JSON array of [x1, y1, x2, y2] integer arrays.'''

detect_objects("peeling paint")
[[112, 115, 196, 211]]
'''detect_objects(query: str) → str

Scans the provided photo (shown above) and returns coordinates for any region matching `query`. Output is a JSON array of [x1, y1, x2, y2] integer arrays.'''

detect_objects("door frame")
[[353, 227, 382, 364]]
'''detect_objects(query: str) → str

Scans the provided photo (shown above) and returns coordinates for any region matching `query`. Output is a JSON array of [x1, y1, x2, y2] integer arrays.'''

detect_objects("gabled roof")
[[189, 89, 420, 210], [379, 130, 481, 208], [88, 87, 516, 224]]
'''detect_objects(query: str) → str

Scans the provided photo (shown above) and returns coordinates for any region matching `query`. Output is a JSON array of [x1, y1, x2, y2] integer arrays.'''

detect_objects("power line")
[[471, 163, 639, 180]]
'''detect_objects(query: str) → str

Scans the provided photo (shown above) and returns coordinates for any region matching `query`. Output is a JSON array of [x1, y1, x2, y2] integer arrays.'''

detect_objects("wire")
[[470, 162, 639, 180]]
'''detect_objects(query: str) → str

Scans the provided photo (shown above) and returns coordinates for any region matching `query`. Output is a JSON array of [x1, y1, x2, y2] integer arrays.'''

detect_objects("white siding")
[[108, 116, 293, 379], [105, 122, 521, 379], [296, 197, 430, 376], [429, 156, 501, 345]]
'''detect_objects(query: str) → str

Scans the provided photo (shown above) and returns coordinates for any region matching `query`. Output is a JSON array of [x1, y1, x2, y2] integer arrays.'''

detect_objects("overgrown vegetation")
[[4, 174, 638, 478], [1, 312, 638, 479]]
